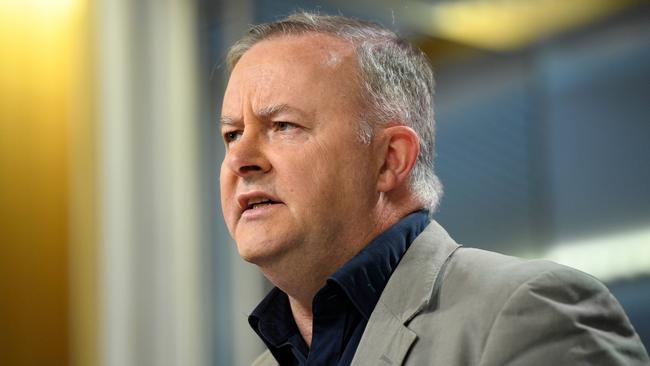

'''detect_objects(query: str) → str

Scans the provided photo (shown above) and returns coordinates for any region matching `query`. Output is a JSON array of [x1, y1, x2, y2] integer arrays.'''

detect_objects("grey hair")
[[226, 11, 443, 213]]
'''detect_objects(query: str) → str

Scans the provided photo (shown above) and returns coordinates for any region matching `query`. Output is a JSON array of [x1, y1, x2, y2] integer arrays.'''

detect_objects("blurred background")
[[1, 0, 648, 365]]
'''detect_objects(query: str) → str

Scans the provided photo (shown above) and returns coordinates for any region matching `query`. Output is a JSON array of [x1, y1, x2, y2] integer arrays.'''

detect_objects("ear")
[[376, 125, 420, 193]]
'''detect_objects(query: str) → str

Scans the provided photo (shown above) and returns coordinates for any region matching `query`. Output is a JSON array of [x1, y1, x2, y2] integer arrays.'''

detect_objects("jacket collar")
[[351, 220, 461, 366]]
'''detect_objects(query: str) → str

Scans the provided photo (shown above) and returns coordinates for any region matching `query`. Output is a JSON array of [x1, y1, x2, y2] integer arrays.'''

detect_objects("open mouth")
[[237, 192, 283, 215], [246, 198, 281, 211]]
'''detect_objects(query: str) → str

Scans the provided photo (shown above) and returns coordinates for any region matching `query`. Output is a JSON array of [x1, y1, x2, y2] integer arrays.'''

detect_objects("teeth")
[[248, 197, 270, 205], [251, 202, 273, 209]]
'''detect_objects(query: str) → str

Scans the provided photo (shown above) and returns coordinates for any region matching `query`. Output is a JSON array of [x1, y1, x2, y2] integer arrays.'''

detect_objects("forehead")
[[236, 33, 356, 75], [223, 33, 361, 116]]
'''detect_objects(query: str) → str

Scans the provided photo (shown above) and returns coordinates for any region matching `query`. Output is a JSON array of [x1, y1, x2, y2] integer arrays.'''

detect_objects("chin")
[[235, 238, 286, 266]]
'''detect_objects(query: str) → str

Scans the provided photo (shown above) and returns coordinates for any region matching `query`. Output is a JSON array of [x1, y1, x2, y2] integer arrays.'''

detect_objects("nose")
[[225, 130, 271, 178]]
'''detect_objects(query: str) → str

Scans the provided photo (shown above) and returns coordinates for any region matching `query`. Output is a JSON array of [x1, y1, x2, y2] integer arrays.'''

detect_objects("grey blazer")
[[252, 221, 650, 366]]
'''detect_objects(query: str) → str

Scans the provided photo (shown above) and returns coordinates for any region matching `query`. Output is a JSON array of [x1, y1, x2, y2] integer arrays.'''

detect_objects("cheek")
[[303, 146, 353, 197], [218, 165, 228, 202], [273, 144, 332, 204], [219, 165, 236, 221]]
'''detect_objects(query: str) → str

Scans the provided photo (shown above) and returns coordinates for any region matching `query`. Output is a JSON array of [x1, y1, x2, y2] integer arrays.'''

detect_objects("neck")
[[289, 295, 314, 346], [259, 197, 421, 344]]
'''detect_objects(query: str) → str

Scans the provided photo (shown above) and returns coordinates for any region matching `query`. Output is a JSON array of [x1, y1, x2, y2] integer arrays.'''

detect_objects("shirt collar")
[[248, 209, 430, 345], [327, 210, 430, 319], [249, 287, 300, 347]]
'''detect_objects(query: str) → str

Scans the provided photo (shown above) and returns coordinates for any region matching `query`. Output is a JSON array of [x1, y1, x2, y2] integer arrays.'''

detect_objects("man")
[[219, 12, 649, 366]]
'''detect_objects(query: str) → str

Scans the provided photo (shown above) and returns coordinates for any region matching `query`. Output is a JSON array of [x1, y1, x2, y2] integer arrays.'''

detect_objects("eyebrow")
[[219, 115, 238, 127], [258, 103, 292, 119], [220, 103, 308, 127]]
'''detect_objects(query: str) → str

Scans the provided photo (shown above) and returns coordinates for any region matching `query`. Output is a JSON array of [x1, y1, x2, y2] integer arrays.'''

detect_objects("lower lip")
[[240, 203, 283, 220]]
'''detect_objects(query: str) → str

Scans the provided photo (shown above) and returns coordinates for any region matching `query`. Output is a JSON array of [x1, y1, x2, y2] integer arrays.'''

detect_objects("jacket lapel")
[[351, 221, 460, 366]]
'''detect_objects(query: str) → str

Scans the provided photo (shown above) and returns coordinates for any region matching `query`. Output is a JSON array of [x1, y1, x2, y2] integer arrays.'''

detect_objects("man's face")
[[220, 34, 381, 269]]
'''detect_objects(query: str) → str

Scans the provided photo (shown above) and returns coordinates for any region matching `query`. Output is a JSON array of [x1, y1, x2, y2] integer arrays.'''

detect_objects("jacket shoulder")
[[405, 247, 650, 365], [443, 247, 595, 302]]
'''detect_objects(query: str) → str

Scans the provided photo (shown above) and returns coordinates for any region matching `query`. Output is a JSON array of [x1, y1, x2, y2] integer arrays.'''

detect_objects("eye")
[[274, 121, 297, 131], [223, 130, 241, 143]]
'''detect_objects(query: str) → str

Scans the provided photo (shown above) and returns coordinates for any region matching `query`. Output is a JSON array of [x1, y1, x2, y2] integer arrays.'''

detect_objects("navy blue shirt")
[[248, 210, 430, 366]]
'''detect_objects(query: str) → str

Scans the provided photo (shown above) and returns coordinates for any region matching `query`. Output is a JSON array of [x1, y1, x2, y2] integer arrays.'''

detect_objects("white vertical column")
[[97, 0, 210, 365], [150, 0, 209, 365], [97, 0, 135, 364]]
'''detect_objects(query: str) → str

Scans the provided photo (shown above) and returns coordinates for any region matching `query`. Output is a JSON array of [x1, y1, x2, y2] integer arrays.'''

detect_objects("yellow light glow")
[[408, 0, 641, 50], [0, 0, 83, 100], [0, 0, 77, 18], [0, 0, 93, 365]]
